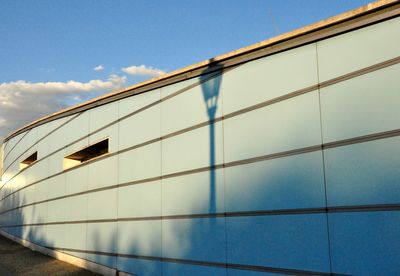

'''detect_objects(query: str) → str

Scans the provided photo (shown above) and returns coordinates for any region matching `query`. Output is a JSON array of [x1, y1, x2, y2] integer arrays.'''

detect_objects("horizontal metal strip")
[[324, 128, 400, 149], [2, 139, 9, 151], [0, 113, 83, 188], [4, 3, 399, 142], [0, 144, 330, 212], [2, 53, 399, 194], [1, 128, 400, 214], [318, 55, 400, 89], [9, 53, 400, 187], [0, 68, 229, 188], [2, 53, 399, 195], [329, 203, 400, 213], [47, 247, 331, 275], [2, 204, 400, 228], [223, 84, 318, 120], [225, 145, 322, 169], [0, 229, 340, 276], [0, 170, 65, 202], [2, 129, 31, 163]]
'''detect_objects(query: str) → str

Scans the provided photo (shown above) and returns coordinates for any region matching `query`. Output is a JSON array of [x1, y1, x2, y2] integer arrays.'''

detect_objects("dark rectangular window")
[[64, 139, 109, 169], [20, 151, 38, 170]]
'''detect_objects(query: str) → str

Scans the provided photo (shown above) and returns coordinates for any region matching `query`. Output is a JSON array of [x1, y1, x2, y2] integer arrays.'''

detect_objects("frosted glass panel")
[[321, 64, 400, 143], [317, 17, 400, 82]]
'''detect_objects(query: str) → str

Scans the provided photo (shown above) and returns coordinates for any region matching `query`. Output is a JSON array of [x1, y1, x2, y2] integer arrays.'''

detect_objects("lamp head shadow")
[[200, 58, 223, 120]]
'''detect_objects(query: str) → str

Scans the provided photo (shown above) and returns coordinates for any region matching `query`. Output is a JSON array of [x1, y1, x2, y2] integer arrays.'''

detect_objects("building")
[[0, 1, 399, 275]]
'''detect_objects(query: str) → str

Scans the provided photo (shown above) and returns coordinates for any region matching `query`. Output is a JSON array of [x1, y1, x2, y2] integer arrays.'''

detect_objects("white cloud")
[[121, 65, 165, 77], [0, 75, 126, 141], [0, 76, 125, 95], [94, 65, 104, 71]]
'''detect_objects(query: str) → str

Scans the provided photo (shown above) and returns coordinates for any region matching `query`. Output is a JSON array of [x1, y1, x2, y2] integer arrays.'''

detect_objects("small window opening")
[[20, 152, 38, 170], [64, 139, 109, 170]]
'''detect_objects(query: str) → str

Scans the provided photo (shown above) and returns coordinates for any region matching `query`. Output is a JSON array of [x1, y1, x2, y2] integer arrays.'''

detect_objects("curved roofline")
[[4, 0, 399, 142]]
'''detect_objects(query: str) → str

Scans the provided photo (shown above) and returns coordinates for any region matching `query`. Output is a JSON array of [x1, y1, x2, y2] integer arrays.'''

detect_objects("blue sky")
[[0, 0, 369, 140]]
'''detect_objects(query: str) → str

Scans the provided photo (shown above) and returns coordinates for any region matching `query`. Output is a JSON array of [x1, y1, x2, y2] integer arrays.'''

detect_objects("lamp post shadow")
[[200, 59, 223, 214]]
